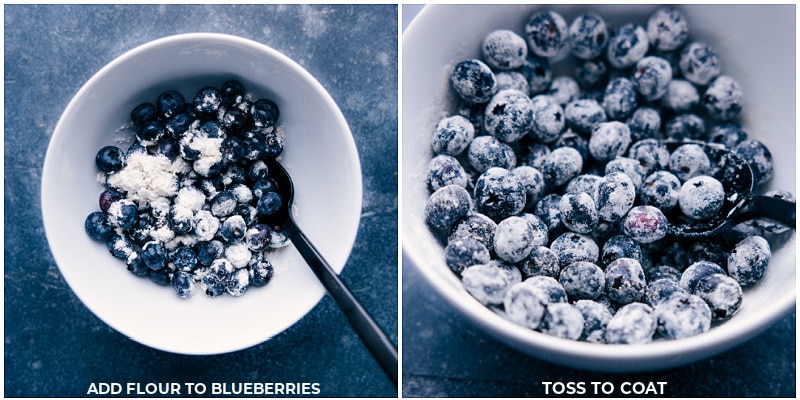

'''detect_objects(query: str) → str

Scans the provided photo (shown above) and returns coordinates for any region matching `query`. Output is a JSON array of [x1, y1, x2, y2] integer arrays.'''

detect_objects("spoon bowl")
[[663, 140, 796, 238]]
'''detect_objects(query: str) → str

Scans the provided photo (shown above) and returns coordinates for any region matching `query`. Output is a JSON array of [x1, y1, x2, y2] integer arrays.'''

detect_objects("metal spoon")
[[261, 159, 398, 388], [662, 140, 795, 239]]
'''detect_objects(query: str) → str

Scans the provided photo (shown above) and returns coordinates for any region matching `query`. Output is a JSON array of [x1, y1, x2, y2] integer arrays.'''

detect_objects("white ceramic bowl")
[[403, 4, 795, 371], [42, 33, 362, 355]]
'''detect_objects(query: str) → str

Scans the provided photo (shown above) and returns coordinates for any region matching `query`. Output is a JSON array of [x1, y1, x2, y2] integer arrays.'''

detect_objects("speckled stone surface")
[[5, 4, 397, 397]]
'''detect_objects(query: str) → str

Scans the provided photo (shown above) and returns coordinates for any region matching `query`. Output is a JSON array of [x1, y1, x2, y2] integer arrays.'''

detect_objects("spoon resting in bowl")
[[260, 159, 398, 387], [663, 140, 795, 239]]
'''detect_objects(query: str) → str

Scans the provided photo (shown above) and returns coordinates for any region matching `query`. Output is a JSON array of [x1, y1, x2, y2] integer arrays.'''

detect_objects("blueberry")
[[156, 90, 185, 119], [518, 245, 560, 279], [606, 23, 649, 69], [589, 121, 631, 161], [559, 261, 604, 300], [601, 77, 638, 121], [247, 160, 269, 183], [128, 213, 155, 245], [461, 261, 522, 305], [432, 115, 474, 157], [466, 135, 516, 173], [646, 265, 682, 283], [623, 205, 668, 243], [525, 10, 569, 58], [220, 79, 244, 107], [518, 54, 553, 95], [679, 42, 721, 86], [565, 174, 602, 197], [156, 136, 180, 161], [226, 268, 251, 297], [171, 246, 198, 272], [167, 205, 193, 234], [220, 136, 245, 165], [85, 211, 114, 241], [172, 270, 195, 298], [604, 257, 646, 305], [669, 143, 710, 181], [137, 120, 166, 147], [245, 224, 272, 252], [193, 86, 222, 117], [628, 138, 669, 175], [200, 120, 226, 139], [126, 252, 149, 277], [695, 273, 743, 320], [573, 299, 613, 343], [678, 175, 725, 220], [448, 212, 497, 252], [195, 239, 224, 266], [503, 280, 547, 329], [473, 168, 525, 222], [564, 98, 606, 135], [660, 79, 699, 114], [511, 166, 545, 208], [540, 302, 584, 340], [525, 275, 568, 304], [141, 241, 168, 271], [165, 113, 193, 138], [631, 56, 672, 101], [569, 12, 608, 60], [495, 71, 530, 93], [644, 278, 684, 308], [640, 171, 681, 212], [262, 131, 284, 160], [256, 191, 284, 217], [727, 235, 771, 287], [594, 172, 635, 222], [450, 59, 498, 104], [131, 102, 157, 126], [550, 231, 600, 268], [148, 267, 172, 286], [679, 260, 726, 292], [534, 193, 563, 232], [107, 199, 138, 231], [220, 215, 247, 243], [249, 258, 275, 287], [574, 58, 609, 88], [106, 233, 134, 260], [224, 164, 248, 186], [494, 216, 536, 263], [483, 89, 535, 143], [251, 178, 279, 199], [647, 7, 689, 51], [601, 234, 642, 267], [540, 146, 583, 188], [605, 302, 656, 344], [708, 123, 747, 149], [252, 98, 280, 128], [179, 132, 203, 161], [443, 237, 490, 276], [518, 142, 551, 170], [221, 107, 249, 134], [424, 184, 473, 233], [95, 146, 125, 174], [548, 77, 580, 106], [559, 192, 598, 234], [528, 95, 566, 143], [428, 154, 469, 192], [665, 113, 706, 141], [734, 139, 774, 185], [98, 187, 123, 212], [654, 291, 711, 339], [210, 191, 238, 218], [481, 29, 528, 70], [202, 258, 235, 297]]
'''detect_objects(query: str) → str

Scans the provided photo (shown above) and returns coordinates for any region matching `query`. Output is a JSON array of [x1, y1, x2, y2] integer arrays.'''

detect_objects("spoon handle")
[[283, 220, 398, 388], [735, 195, 796, 227]]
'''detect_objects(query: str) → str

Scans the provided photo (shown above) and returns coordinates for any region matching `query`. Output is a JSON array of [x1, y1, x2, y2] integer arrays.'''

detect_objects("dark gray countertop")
[[399, 4, 795, 398], [4, 4, 397, 397]]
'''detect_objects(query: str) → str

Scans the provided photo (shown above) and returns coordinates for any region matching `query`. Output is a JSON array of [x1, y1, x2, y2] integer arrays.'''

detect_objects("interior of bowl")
[[42, 33, 362, 355], [403, 4, 795, 371]]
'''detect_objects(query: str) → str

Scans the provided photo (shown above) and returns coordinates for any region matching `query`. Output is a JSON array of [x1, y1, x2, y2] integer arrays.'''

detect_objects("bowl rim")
[[402, 3, 796, 372], [41, 32, 363, 354]]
